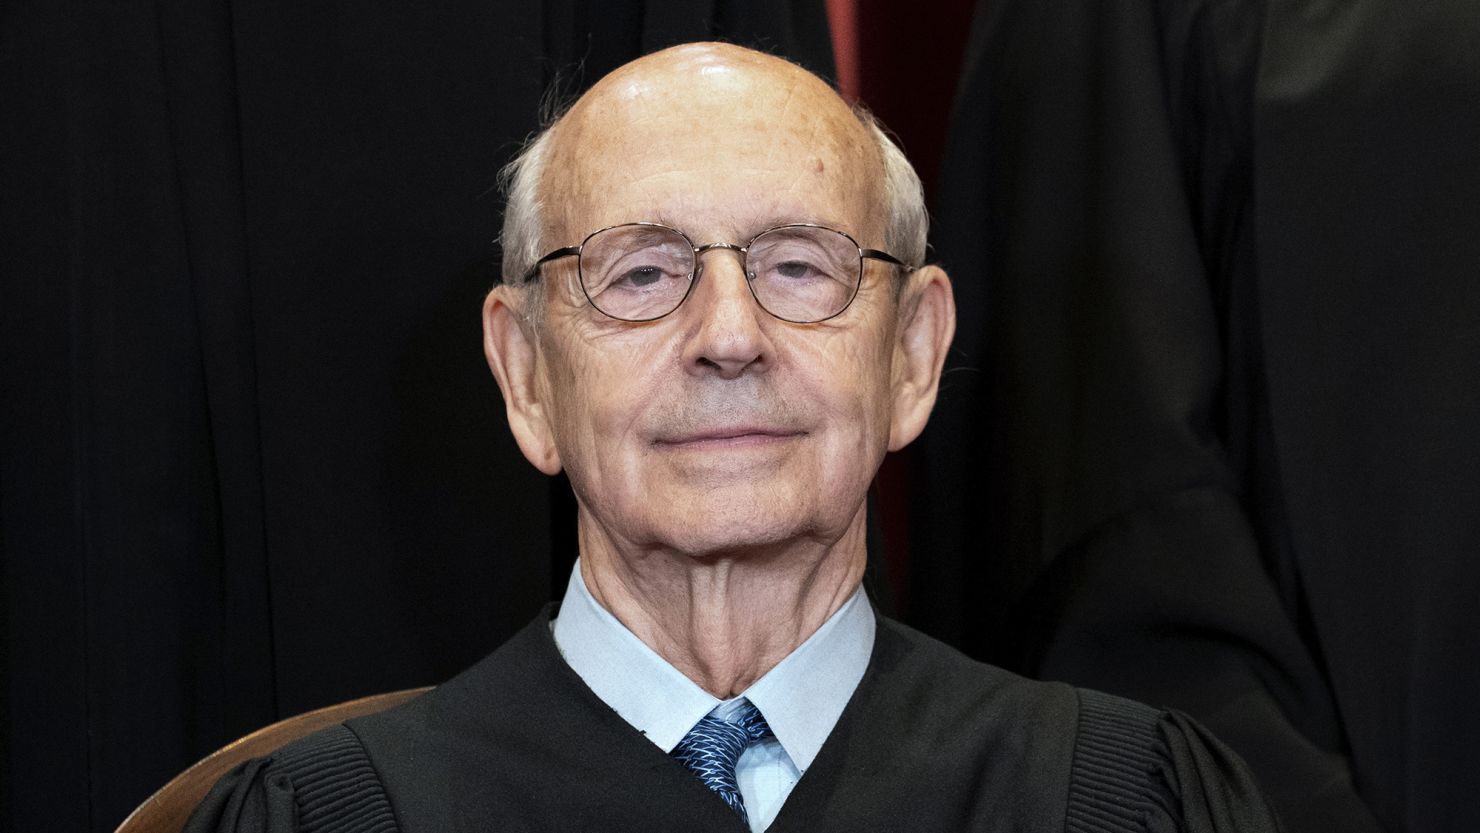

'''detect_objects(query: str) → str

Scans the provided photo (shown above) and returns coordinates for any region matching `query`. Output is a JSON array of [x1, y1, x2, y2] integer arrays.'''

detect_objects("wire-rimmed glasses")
[[522, 222, 910, 324]]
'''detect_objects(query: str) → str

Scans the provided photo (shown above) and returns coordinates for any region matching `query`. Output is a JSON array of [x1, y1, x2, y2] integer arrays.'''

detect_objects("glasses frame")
[[522, 221, 911, 324]]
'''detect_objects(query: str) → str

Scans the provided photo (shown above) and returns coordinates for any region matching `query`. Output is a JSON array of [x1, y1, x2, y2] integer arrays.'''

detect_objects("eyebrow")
[[650, 213, 852, 242]]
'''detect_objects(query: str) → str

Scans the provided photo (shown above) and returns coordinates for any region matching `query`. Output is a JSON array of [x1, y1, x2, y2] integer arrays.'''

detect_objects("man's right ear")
[[482, 286, 563, 475]]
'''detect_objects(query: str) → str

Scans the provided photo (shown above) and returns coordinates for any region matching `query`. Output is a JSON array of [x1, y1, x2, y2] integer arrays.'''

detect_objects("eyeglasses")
[[523, 222, 910, 324]]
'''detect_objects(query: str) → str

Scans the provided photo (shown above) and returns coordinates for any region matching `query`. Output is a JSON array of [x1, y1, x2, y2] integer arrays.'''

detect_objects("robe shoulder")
[[1072, 688, 1285, 833], [873, 618, 1285, 833], [180, 723, 399, 833]]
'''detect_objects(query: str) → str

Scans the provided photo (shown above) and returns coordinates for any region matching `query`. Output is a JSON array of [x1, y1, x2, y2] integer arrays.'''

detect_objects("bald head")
[[560, 42, 867, 148], [499, 43, 927, 292]]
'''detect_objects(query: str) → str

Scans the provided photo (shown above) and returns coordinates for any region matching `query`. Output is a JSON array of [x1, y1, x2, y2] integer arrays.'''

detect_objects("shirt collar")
[[551, 560, 875, 772], [739, 579, 874, 770]]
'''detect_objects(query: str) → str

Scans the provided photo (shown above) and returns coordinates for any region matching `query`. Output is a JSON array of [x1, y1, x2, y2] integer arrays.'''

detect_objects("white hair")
[[496, 102, 929, 299], [856, 105, 929, 272], [498, 125, 559, 290]]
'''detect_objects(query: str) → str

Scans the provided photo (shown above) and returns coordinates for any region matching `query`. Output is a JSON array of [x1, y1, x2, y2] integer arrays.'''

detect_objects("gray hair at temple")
[[496, 104, 929, 306]]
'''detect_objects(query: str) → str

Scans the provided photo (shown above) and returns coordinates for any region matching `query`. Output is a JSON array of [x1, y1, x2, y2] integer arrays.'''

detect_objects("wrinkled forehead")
[[542, 46, 883, 243]]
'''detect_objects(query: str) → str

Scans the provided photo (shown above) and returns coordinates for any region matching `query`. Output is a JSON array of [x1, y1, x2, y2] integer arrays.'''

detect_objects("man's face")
[[521, 48, 905, 557]]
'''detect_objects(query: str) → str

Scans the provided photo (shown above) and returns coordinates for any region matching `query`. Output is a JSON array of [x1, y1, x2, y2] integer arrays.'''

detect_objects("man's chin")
[[642, 504, 817, 560]]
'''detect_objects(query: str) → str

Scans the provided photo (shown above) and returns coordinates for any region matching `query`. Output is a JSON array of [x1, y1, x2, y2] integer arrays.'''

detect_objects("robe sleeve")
[[181, 725, 399, 833], [181, 757, 300, 833], [1154, 711, 1285, 833], [1070, 689, 1283, 833]]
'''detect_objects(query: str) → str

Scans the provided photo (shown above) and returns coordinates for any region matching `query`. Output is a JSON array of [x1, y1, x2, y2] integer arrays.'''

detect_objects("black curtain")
[[0, 3, 831, 829]]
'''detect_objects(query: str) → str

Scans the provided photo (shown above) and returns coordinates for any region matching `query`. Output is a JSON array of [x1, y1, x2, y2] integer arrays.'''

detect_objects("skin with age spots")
[[482, 43, 955, 697]]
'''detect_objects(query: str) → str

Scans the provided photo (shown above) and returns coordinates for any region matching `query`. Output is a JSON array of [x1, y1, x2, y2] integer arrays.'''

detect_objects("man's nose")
[[680, 250, 773, 379]]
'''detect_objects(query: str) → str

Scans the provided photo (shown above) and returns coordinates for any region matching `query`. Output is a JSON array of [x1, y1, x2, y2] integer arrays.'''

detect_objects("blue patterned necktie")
[[671, 700, 774, 823]]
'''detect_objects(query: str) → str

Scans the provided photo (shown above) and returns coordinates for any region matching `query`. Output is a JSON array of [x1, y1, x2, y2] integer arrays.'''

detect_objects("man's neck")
[[576, 513, 868, 698]]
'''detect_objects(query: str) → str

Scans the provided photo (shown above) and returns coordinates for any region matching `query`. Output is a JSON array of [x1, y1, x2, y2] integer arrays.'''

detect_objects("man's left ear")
[[888, 265, 956, 451]]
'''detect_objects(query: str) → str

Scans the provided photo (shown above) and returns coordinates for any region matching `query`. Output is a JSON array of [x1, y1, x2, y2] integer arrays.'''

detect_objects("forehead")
[[543, 49, 882, 242]]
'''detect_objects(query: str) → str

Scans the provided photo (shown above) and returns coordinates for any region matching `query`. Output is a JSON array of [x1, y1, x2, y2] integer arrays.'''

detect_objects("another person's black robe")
[[185, 610, 1281, 832], [918, 1, 1480, 831]]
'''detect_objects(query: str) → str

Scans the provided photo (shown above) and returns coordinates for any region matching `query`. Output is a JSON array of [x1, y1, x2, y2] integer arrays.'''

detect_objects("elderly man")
[[186, 43, 1279, 832]]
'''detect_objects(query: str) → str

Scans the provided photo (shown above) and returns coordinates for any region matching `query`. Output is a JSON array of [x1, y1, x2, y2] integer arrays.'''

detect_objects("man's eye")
[[773, 260, 822, 280], [621, 266, 665, 287]]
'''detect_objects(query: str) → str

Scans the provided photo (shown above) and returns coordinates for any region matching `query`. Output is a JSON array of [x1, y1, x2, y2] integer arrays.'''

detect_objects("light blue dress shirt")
[[551, 561, 876, 832]]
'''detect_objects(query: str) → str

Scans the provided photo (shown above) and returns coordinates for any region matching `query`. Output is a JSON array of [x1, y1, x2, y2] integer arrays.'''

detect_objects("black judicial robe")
[[919, 1, 1480, 832], [185, 609, 1281, 832]]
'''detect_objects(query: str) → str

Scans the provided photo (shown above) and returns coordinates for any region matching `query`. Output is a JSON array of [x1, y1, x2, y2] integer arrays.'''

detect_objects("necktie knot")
[[671, 700, 774, 822]]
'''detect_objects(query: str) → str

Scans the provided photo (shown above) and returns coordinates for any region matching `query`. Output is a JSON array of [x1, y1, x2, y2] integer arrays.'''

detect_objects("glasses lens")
[[746, 226, 861, 322], [579, 225, 695, 321]]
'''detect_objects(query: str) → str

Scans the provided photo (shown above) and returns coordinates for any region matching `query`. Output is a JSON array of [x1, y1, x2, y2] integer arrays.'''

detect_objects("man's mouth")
[[653, 427, 806, 448]]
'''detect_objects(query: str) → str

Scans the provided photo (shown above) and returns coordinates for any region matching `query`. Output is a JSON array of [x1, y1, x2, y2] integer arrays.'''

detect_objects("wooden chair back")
[[114, 687, 431, 833]]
